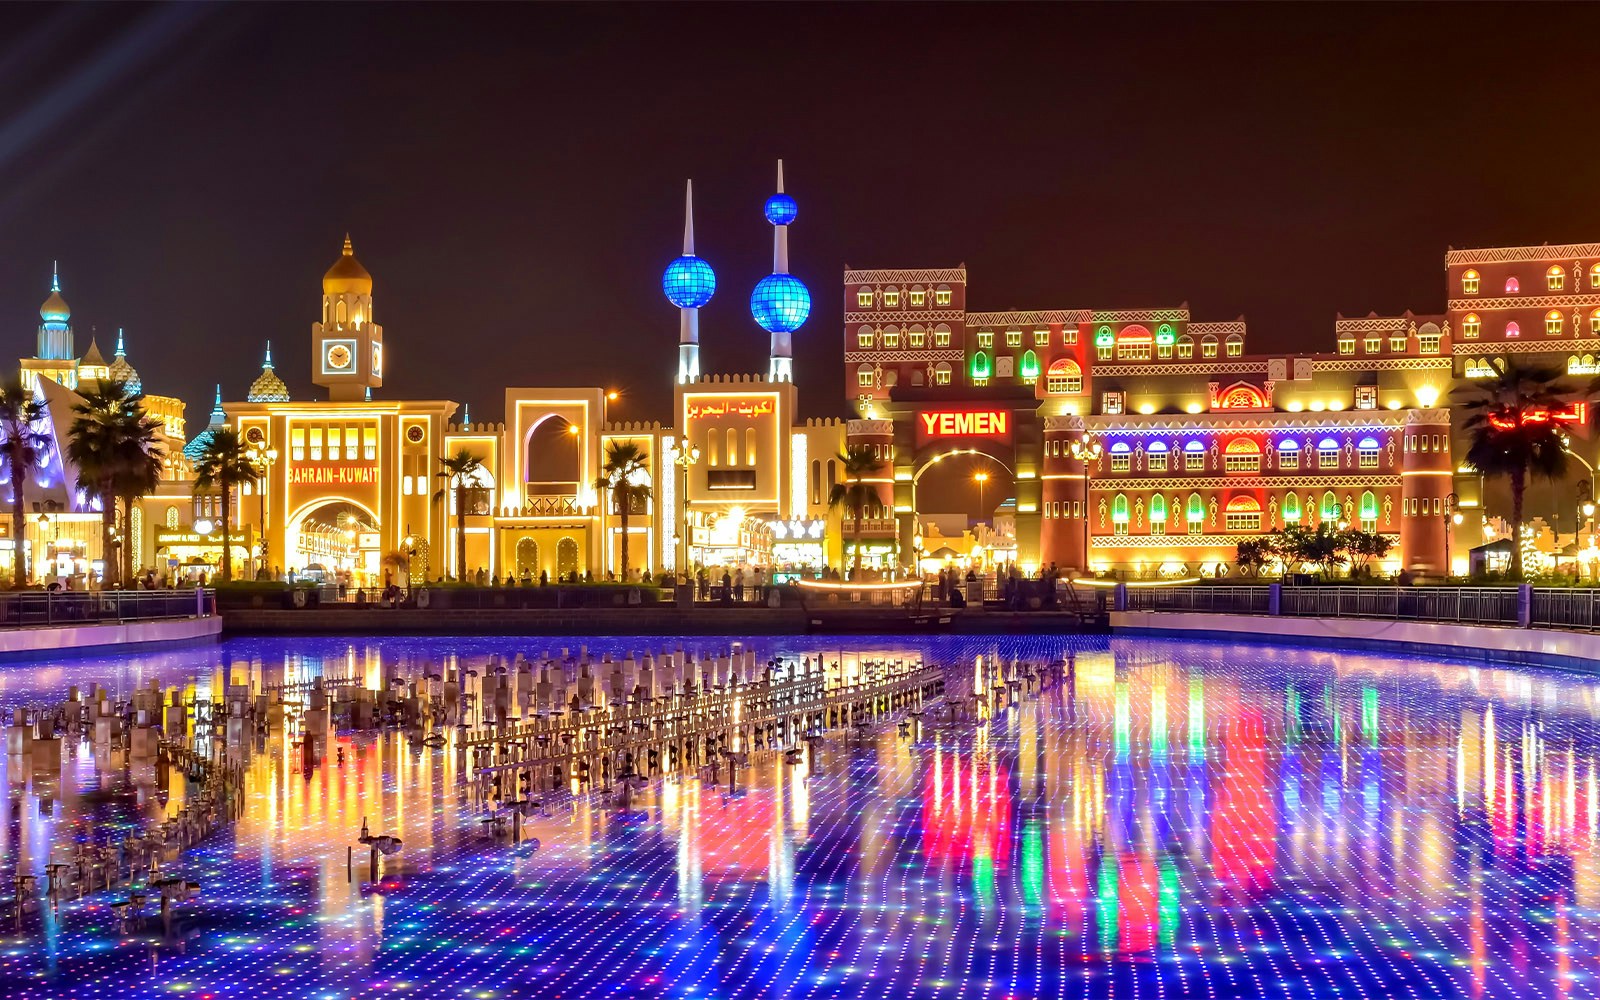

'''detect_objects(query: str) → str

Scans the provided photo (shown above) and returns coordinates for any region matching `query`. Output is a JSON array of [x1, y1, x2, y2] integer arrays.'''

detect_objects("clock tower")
[[312, 235, 384, 401]]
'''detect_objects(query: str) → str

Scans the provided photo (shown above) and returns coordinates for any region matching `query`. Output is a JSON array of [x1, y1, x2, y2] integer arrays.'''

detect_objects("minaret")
[[662, 180, 716, 383], [37, 262, 72, 361], [750, 160, 809, 383]]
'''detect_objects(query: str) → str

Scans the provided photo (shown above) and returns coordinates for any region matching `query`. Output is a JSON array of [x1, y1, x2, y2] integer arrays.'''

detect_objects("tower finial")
[[51, 261, 59, 293], [115, 327, 126, 358], [683, 179, 695, 255], [263, 340, 274, 368], [342, 233, 353, 256], [776, 159, 784, 194]]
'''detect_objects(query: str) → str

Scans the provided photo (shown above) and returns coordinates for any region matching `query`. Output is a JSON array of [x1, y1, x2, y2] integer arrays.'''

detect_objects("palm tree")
[[192, 428, 259, 583], [595, 441, 651, 582], [0, 379, 49, 589], [1461, 360, 1585, 578], [111, 403, 163, 587], [827, 444, 881, 580], [67, 382, 160, 588], [434, 450, 485, 581]]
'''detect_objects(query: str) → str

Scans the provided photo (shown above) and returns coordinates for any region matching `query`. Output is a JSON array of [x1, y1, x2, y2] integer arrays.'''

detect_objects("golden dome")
[[40, 288, 69, 322], [322, 234, 372, 296]]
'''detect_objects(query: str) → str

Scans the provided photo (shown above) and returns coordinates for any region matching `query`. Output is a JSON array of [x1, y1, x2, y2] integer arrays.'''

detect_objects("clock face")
[[371, 342, 383, 376], [326, 344, 352, 371]]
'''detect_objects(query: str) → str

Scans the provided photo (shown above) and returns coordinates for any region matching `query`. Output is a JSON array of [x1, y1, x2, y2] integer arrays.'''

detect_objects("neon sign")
[[289, 464, 379, 486], [686, 399, 775, 420], [917, 409, 1010, 441], [1486, 402, 1588, 431]]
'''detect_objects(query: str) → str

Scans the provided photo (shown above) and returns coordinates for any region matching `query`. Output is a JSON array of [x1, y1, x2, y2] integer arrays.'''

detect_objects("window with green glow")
[[1149, 494, 1167, 522], [970, 350, 990, 381], [1283, 492, 1301, 523], [1155, 324, 1175, 346], [1321, 490, 1340, 521], [1186, 492, 1204, 534], [1112, 494, 1129, 534], [1020, 350, 1040, 382], [1360, 490, 1378, 531]]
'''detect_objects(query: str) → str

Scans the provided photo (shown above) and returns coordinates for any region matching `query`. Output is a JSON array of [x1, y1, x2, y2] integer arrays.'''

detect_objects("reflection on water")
[[4, 634, 1600, 998]]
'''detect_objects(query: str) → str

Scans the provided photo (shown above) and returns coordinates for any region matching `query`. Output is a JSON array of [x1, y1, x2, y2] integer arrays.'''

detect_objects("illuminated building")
[[841, 267, 1452, 576], [223, 237, 456, 583], [5, 268, 194, 582]]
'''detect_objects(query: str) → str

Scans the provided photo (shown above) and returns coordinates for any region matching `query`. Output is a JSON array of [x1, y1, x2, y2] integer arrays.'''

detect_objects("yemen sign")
[[917, 409, 1010, 443]]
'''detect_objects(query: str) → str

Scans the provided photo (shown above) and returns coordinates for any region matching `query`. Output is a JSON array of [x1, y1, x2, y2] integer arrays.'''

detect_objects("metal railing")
[[1125, 584, 1524, 626], [0, 588, 213, 628], [1124, 585, 1272, 615]]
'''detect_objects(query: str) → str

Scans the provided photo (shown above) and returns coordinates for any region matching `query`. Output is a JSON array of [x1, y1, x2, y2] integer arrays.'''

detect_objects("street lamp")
[[246, 442, 278, 579], [671, 436, 701, 584], [973, 472, 989, 523], [1068, 433, 1102, 576], [1444, 491, 1460, 578]]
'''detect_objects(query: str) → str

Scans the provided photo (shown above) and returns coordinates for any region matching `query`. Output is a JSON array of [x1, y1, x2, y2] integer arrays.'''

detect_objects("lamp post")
[[973, 472, 989, 525], [671, 436, 701, 584], [1068, 433, 1102, 577], [246, 442, 277, 580], [1444, 491, 1459, 578]]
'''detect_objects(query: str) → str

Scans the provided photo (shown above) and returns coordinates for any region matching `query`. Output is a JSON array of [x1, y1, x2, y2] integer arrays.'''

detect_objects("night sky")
[[2, 3, 1596, 429]]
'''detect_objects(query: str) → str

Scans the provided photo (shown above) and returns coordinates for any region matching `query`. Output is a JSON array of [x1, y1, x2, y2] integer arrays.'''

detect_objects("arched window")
[[1155, 324, 1176, 358], [810, 459, 821, 505], [970, 351, 990, 382], [1321, 490, 1341, 522], [1282, 492, 1301, 524], [1225, 333, 1244, 357], [908, 323, 926, 347], [856, 363, 874, 387], [336, 300, 346, 325], [882, 324, 901, 348], [911, 369, 925, 386], [1020, 349, 1040, 383], [1112, 493, 1130, 522], [1225, 495, 1261, 532], [1549, 265, 1566, 290], [1224, 438, 1261, 472], [856, 285, 874, 308], [726, 428, 738, 465], [856, 324, 874, 349], [1185, 492, 1205, 534], [1463, 313, 1480, 338], [745, 428, 757, 466], [1149, 494, 1167, 523], [1506, 321, 1520, 338], [1506, 276, 1520, 294], [1591, 308, 1600, 334], [1219, 383, 1266, 409], [1184, 439, 1206, 471], [1359, 491, 1379, 531], [1547, 309, 1563, 336], [1201, 335, 1219, 358], [1462, 269, 1480, 294], [1317, 438, 1340, 469], [1095, 325, 1114, 359], [1176, 335, 1194, 359], [933, 323, 951, 347], [1109, 441, 1132, 471], [1590, 264, 1600, 289], [165, 505, 179, 527], [1357, 437, 1380, 468], [1277, 439, 1301, 470], [1147, 440, 1169, 472], [1046, 358, 1082, 394], [934, 361, 952, 385], [1116, 325, 1152, 360], [516, 538, 540, 577]]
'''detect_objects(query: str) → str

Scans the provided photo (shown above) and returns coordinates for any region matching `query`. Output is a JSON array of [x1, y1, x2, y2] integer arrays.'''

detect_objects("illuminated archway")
[[284, 495, 381, 582]]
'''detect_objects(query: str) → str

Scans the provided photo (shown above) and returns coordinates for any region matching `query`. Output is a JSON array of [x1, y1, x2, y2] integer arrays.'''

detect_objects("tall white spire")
[[664, 178, 716, 384], [773, 160, 788, 274]]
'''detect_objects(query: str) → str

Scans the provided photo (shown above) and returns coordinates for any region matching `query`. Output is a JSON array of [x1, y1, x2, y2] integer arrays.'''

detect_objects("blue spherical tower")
[[663, 180, 715, 383], [750, 160, 808, 382]]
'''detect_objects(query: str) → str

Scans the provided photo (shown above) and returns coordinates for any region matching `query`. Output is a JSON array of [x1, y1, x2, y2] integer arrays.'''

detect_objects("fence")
[[0, 588, 213, 628], [1123, 584, 1526, 628]]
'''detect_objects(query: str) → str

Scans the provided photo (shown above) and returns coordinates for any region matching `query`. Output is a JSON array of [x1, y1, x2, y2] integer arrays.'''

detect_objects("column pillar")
[[1041, 415, 1087, 572], [1400, 408, 1451, 572]]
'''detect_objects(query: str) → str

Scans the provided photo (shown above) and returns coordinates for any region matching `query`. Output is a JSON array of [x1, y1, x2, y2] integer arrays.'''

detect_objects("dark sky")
[[2, 3, 1596, 428]]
